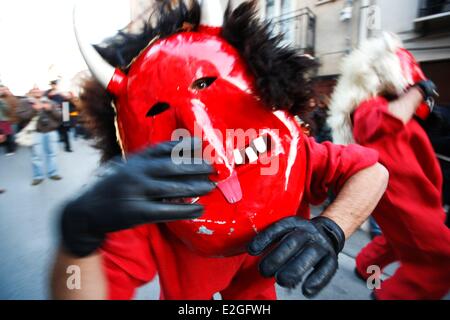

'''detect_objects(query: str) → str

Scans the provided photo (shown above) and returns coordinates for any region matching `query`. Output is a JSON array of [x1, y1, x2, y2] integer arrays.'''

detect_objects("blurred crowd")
[[0, 80, 91, 192]]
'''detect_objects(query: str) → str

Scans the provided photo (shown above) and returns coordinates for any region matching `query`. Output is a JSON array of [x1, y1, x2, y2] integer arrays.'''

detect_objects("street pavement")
[[0, 138, 386, 300]]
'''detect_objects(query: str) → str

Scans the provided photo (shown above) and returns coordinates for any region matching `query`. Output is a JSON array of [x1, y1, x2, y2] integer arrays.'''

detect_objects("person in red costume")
[[51, 0, 388, 300], [328, 33, 450, 300]]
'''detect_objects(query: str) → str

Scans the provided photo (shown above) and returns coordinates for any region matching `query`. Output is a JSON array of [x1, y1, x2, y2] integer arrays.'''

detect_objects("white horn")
[[73, 5, 116, 89], [200, 0, 227, 28]]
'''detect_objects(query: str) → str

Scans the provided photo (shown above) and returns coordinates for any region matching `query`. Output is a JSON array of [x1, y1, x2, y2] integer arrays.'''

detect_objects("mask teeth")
[[233, 149, 245, 165], [253, 136, 267, 153], [245, 147, 258, 163], [232, 135, 271, 166]]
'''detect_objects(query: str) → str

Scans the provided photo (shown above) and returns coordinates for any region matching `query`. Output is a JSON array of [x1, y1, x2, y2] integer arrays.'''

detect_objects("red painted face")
[[114, 32, 307, 257], [396, 48, 430, 120]]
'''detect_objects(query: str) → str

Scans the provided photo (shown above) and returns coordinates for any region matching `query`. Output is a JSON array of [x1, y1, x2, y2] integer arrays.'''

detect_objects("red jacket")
[[353, 97, 448, 258]]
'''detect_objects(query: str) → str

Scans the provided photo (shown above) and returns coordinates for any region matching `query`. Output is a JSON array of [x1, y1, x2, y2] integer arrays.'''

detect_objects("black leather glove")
[[415, 80, 438, 101], [248, 216, 345, 298], [61, 138, 215, 257]]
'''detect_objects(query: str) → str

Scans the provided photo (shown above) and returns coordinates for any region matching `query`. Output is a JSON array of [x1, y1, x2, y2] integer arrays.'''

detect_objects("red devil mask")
[[396, 48, 431, 120], [75, 0, 308, 257]]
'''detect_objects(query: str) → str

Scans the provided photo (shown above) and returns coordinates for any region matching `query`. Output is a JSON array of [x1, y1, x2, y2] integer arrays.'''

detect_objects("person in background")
[[16, 95, 63, 185], [26, 86, 44, 101], [46, 80, 73, 152], [0, 86, 16, 156], [328, 33, 450, 299], [0, 85, 20, 144], [65, 92, 78, 146], [308, 96, 336, 211], [310, 96, 332, 144], [0, 131, 6, 194]]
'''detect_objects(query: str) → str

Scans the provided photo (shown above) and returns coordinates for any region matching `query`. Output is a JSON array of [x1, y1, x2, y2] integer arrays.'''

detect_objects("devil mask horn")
[[199, 0, 227, 34], [73, 5, 126, 95], [200, 0, 225, 27]]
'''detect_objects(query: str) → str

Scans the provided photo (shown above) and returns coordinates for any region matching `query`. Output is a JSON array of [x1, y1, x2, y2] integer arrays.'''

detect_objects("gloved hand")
[[415, 80, 438, 101], [248, 216, 345, 298], [61, 138, 215, 257]]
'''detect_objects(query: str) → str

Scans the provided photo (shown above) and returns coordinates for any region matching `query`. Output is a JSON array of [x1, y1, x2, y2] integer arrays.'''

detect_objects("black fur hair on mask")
[[80, 0, 317, 161]]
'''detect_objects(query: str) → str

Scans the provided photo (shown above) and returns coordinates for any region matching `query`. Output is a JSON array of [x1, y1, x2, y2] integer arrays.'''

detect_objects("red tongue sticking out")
[[216, 171, 242, 204]]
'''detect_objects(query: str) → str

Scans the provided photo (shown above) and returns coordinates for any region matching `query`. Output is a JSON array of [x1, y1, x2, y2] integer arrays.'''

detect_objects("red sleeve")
[[353, 97, 405, 144], [100, 225, 157, 300], [304, 137, 379, 205]]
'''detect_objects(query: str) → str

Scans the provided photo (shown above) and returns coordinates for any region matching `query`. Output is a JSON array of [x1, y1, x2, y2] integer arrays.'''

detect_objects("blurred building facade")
[[128, 0, 450, 105], [259, 0, 450, 105]]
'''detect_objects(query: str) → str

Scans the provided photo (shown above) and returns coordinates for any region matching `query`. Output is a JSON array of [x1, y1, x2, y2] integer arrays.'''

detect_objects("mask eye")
[[147, 102, 170, 117], [191, 77, 217, 90]]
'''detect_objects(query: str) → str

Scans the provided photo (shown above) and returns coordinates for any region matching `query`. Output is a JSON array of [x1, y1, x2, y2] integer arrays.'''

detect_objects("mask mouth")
[[215, 134, 274, 204], [216, 171, 242, 204]]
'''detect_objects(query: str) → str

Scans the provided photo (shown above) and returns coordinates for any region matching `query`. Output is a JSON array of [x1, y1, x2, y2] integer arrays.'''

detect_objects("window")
[[281, 0, 292, 14], [419, 0, 450, 17], [266, 0, 276, 20], [280, 0, 294, 45], [264, 1, 316, 56]]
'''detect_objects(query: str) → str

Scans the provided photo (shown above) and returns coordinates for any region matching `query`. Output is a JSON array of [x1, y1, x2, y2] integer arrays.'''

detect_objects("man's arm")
[[321, 163, 388, 238], [51, 250, 106, 300]]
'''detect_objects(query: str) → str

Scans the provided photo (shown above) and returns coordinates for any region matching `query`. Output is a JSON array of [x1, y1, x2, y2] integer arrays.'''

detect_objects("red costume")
[[101, 138, 377, 299], [328, 33, 450, 299], [353, 97, 450, 300], [73, 0, 378, 299]]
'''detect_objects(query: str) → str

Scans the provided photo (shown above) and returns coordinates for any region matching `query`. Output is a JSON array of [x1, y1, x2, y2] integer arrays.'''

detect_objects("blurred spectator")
[[27, 86, 44, 101], [0, 86, 17, 155], [16, 95, 63, 186], [310, 96, 332, 143], [64, 92, 79, 144], [45, 80, 74, 152], [68, 91, 92, 140], [0, 84, 20, 130], [0, 131, 7, 193]]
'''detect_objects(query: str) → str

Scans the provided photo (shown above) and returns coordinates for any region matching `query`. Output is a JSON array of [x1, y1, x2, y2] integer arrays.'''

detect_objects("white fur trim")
[[327, 32, 410, 145]]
